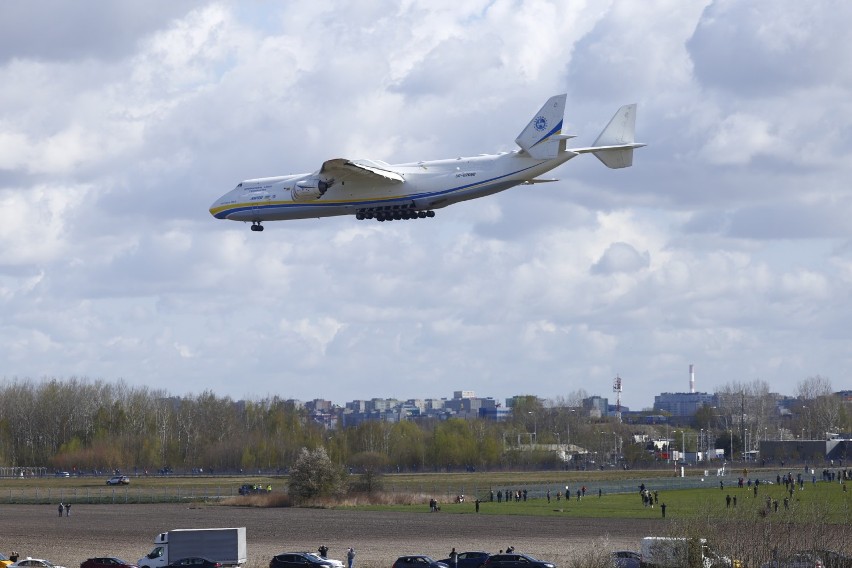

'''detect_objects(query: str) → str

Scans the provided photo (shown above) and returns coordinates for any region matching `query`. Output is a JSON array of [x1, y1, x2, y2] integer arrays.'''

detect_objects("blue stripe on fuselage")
[[215, 161, 545, 219]]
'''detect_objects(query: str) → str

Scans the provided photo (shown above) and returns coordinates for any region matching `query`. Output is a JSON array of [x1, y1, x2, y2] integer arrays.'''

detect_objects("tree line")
[[0, 377, 847, 472]]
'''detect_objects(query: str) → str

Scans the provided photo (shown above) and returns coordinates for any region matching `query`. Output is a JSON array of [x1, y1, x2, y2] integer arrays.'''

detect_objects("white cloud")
[[0, 0, 851, 408]]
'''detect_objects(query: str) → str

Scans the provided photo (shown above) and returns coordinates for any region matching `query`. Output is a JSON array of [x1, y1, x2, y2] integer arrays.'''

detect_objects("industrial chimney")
[[689, 364, 695, 393]]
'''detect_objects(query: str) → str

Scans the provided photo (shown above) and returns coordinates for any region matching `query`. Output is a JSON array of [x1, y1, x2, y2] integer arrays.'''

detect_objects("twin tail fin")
[[516, 95, 645, 168]]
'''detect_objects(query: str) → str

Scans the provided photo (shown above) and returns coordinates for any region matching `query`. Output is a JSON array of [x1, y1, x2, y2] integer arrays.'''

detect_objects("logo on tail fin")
[[534, 116, 548, 131]]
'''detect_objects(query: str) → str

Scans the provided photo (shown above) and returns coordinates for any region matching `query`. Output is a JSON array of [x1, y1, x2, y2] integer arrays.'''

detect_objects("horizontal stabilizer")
[[572, 143, 646, 169]]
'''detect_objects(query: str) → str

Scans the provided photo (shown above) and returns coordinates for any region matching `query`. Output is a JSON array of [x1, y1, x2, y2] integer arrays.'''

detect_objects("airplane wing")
[[319, 158, 405, 183]]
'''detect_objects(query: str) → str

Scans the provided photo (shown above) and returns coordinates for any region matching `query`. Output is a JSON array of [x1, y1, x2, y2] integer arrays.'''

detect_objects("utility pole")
[[740, 391, 746, 461]]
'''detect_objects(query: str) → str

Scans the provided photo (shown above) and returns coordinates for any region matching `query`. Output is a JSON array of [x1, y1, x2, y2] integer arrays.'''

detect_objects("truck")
[[640, 537, 732, 568], [138, 528, 248, 568]]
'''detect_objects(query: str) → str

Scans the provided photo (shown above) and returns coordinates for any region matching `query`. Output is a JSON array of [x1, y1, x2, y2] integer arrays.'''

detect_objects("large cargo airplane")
[[209, 94, 644, 230]]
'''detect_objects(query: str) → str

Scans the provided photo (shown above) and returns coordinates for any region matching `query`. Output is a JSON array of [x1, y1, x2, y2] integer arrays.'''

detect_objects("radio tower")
[[613, 375, 623, 423]]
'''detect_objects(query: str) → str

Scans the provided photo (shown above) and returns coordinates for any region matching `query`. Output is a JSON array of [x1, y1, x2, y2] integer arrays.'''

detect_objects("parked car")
[[760, 553, 825, 568], [0, 554, 13, 568], [305, 555, 343, 568], [54, 471, 70, 478], [483, 554, 556, 568], [438, 552, 489, 568], [270, 553, 336, 568], [81, 559, 138, 568], [11, 558, 67, 568], [164, 559, 221, 568], [612, 552, 641, 568], [106, 475, 130, 486], [392, 557, 449, 568], [238, 484, 269, 495]]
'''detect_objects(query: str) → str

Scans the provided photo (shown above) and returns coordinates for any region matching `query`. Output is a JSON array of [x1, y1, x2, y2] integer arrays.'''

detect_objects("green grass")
[[2, 470, 848, 524], [350, 482, 852, 523]]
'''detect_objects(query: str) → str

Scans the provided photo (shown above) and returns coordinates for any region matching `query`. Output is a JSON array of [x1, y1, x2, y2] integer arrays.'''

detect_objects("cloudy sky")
[[1, 1, 850, 410]]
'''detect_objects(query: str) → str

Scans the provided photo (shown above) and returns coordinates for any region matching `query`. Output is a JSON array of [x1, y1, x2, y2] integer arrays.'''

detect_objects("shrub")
[[288, 447, 347, 502]]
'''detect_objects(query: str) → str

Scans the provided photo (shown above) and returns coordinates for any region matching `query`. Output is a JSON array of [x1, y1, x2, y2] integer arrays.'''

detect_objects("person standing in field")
[[58, 503, 63, 517], [347, 548, 355, 568]]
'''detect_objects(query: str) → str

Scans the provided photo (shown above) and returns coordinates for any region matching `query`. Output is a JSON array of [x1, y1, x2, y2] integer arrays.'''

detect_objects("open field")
[[0, 503, 661, 568], [0, 476, 848, 568], [0, 465, 822, 501]]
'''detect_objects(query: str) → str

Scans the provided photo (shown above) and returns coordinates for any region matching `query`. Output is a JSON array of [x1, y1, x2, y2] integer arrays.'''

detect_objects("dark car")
[[239, 484, 269, 495], [612, 552, 640, 568], [392, 557, 449, 568], [439, 553, 489, 568], [81, 559, 138, 568], [483, 554, 556, 568], [270, 553, 335, 568], [165, 559, 221, 568]]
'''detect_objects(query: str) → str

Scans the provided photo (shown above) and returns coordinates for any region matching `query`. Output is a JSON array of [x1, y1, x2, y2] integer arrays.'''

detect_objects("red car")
[[81, 559, 138, 568]]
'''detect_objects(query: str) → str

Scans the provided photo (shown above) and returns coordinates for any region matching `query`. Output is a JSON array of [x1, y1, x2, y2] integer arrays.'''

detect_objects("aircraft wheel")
[[356, 212, 365, 220], [418, 211, 427, 218], [427, 210, 435, 218]]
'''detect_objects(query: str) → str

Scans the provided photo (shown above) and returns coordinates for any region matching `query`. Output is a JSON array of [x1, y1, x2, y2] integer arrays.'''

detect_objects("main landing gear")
[[355, 204, 435, 222], [250, 221, 264, 231]]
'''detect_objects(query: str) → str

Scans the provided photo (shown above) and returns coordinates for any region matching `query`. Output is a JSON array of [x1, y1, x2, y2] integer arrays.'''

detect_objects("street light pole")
[[527, 411, 537, 445]]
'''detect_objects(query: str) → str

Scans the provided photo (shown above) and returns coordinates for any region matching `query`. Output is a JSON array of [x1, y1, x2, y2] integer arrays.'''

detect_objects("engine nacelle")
[[292, 177, 332, 202]]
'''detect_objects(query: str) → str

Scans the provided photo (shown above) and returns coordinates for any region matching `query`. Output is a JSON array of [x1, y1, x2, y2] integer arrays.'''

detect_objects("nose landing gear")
[[250, 221, 264, 232]]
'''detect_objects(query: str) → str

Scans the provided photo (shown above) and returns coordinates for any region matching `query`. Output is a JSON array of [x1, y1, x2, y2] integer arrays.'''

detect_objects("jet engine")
[[292, 177, 333, 202]]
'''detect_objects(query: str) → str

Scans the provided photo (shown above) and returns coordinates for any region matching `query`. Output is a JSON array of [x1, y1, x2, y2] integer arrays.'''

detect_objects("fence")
[[386, 467, 818, 503]]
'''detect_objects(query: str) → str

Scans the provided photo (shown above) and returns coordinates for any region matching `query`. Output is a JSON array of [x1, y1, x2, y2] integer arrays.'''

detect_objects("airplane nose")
[[209, 197, 226, 219]]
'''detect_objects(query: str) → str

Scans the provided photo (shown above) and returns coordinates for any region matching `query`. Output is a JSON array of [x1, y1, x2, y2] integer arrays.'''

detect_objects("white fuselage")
[[209, 150, 577, 223]]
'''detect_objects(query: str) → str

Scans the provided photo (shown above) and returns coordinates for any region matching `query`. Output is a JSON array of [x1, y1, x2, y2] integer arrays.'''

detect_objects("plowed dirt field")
[[0, 504, 663, 568]]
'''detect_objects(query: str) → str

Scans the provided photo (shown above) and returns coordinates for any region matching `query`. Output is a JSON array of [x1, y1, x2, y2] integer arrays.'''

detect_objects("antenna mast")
[[613, 375, 623, 423]]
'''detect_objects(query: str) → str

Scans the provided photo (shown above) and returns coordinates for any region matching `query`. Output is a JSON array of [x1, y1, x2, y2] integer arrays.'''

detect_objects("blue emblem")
[[533, 115, 547, 131]]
